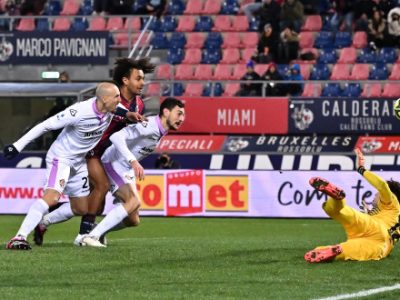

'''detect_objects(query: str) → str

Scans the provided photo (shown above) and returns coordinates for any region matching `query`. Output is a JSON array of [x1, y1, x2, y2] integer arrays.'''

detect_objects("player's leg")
[[310, 177, 374, 235], [7, 159, 70, 250], [78, 157, 110, 236], [33, 162, 90, 246], [83, 182, 140, 247]]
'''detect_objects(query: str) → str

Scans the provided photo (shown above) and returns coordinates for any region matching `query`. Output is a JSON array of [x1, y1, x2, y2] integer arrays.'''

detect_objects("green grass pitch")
[[1, 216, 400, 299]]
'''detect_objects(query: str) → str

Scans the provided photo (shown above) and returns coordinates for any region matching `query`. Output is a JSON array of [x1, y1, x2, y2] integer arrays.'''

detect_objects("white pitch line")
[[314, 283, 400, 300]]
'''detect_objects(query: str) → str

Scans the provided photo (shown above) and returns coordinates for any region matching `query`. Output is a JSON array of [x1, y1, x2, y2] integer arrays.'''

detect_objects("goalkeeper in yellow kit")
[[305, 148, 400, 263]]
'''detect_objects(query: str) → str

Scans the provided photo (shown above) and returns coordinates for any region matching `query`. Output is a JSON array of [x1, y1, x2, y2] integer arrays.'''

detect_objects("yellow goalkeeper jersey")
[[339, 170, 400, 261]]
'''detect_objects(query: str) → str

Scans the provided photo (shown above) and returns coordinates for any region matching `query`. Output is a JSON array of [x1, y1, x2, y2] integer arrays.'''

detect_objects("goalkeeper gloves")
[[354, 148, 366, 175], [3, 144, 19, 160]]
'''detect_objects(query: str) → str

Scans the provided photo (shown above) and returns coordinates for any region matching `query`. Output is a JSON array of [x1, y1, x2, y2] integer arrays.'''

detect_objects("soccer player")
[[82, 97, 185, 247], [305, 148, 400, 262], [4, 82, 125, 250], [33, 57, 155, 246]]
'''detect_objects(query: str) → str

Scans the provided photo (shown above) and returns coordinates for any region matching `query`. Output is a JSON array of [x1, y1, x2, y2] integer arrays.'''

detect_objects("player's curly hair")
[[112, 57, 155, 87], [388, 179, 400, 203]]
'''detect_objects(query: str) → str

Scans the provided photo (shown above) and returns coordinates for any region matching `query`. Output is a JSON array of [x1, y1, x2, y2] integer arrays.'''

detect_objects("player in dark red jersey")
[[33, 57, 155, 246]]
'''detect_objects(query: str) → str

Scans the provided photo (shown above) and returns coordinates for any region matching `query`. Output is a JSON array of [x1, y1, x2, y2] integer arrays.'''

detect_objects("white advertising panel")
[[0, 169, 395, 218]]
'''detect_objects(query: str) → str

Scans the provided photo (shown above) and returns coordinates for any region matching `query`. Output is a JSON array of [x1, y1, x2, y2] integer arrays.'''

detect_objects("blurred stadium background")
[[1, 0, 400, 298], [0, 0, 400, 216]]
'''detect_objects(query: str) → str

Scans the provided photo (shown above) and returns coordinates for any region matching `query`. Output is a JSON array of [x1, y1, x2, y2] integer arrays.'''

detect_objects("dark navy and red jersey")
[[86, 94, 145, 159]]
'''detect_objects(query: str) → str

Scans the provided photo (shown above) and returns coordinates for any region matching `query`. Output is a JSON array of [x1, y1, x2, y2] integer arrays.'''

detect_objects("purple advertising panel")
[[289, 98, 400, 134], [0, 169, 394, 218]]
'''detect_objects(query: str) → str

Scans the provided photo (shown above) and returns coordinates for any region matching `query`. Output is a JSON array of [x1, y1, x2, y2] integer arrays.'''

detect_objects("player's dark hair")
[[112, 57, 155, 87], [388, 179, 400, 203], [159, 97, 185, 116]]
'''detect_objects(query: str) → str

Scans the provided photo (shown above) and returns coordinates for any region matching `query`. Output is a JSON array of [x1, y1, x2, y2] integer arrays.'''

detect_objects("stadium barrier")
[[1, 168, 398, 218]]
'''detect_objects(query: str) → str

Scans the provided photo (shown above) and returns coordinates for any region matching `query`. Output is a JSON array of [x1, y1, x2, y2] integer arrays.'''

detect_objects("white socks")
[[90, 204, 128, 239], [42, 202, 74, 226], [17, 199, 49, 239]]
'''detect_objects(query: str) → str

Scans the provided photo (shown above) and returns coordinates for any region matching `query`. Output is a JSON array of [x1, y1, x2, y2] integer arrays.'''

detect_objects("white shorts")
[[102, 159, 135, 194], [44, 158, 90, 197]]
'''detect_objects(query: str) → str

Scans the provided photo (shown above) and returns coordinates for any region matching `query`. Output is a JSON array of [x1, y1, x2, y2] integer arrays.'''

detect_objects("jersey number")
[[82, 177, 89, 189]]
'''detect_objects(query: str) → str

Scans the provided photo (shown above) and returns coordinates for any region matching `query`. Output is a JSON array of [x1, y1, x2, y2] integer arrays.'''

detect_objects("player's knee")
[[125, 197, 140, 214], [71, 206, 88, 216], [126, 214, 140, 227], [97, 181, 110, 194]]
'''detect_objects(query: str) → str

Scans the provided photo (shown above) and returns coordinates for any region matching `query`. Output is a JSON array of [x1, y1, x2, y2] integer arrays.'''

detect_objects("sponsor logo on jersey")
[[84, 130, 103, 137], [69, 109, 77, 117]]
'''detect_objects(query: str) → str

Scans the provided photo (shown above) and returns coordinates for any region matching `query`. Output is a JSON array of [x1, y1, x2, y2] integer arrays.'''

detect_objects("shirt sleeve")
[[363, 170, 394, 205], [109, 124, 140, 164], [13, 108, 80, 152]]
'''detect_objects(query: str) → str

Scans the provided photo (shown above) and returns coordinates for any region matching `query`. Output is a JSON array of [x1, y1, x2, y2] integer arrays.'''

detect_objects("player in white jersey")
[[3, 82, 131, 250], [82, 97, 185, 247]]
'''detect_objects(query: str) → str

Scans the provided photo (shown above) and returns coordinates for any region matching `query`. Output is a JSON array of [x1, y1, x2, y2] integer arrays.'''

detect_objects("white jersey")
[[102, 115, 167, 167], [14, 97, 114, 166]]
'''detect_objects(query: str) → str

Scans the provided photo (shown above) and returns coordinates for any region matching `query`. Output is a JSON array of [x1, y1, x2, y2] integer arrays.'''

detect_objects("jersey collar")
[[92, 99, 106, 122], [156, 116, 168, 136]]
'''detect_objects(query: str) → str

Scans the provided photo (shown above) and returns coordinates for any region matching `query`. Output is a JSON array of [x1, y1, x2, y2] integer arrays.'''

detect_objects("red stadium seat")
[[254, 64, 269, 76], [88, 16, 106, 31], [114, 32, 149, 47], [213, 15, 232, 32], [301, 15, 322, 31], [16, 18, 35, 31], [220, 48, 240, 64], [60, 0, 80, 15], [185, 32, 206, 49], [382, 83, 400, 98], [222, 32, 241, 48], [222, 83, 240, 96], [52, 17, 71, 31], [240, 48, 256, 63], [389, 63, 400, 80], [184, 0, 203, 14], [213, 64, 233, 80], [299, 63, 311, 80], [176, 15, 196, 32], [107, 16, 124, 31], [175, 64, 195, 80], [352, 31, 367, 49], [183, 83, 204, 96], [302, 83, 322, 97], [299, 32, 315, 49], [361, 83, 382, 98], [124, 17, 141, 31], [337, 47, 357, 64], [241, 32, 258, 48], [146, 83, 161, 96], [181, 48, 202, 64], [231, 64, 247, 79], [194, 64, 213, 80], [155, 64, 173, 80], [349, 64, 369, 80], [330, 64, 350, 80], [231, 15, 249, 31], [202, 0, 221, 14]]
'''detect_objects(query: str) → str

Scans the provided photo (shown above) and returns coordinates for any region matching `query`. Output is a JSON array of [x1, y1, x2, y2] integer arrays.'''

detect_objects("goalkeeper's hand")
[[354, 148, 365, 169], [3, 144, 19, 160]]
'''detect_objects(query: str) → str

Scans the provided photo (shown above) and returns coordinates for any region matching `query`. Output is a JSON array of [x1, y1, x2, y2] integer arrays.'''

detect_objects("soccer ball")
[[394, 98, 400, 120]]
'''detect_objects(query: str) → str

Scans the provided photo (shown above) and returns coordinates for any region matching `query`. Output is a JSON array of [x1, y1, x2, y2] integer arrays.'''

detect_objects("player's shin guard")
[[79, 214, 96, 235]]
